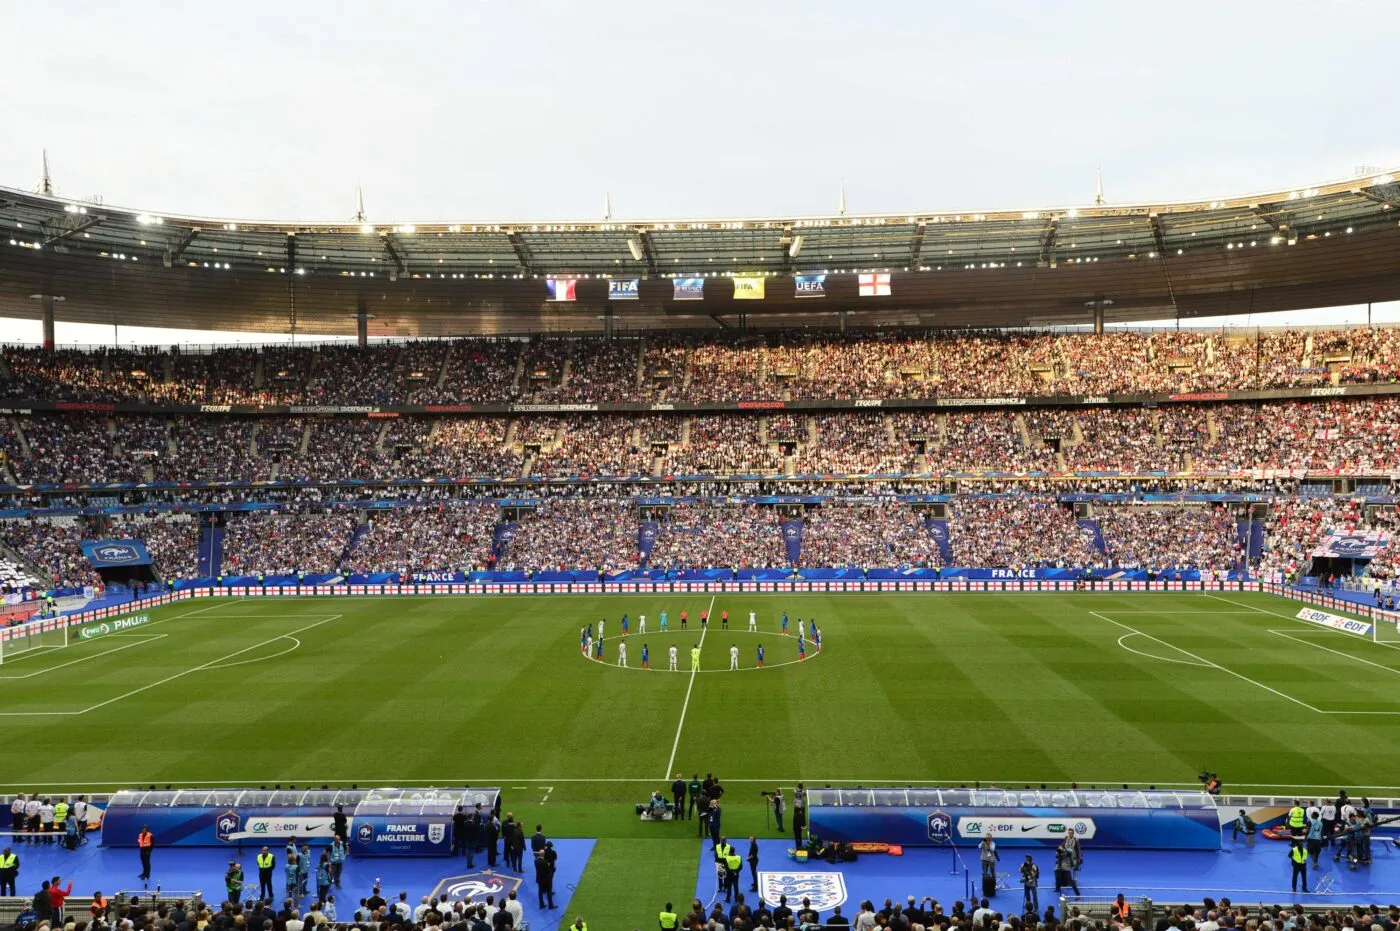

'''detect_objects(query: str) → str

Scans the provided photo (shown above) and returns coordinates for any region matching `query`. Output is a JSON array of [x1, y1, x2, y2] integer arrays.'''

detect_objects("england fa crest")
[[758, 872, 847, 911], [428, 823, 446, 845]]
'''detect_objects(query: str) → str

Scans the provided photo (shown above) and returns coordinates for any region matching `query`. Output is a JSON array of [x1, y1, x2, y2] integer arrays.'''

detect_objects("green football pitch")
[[3, 590, 1399, 924]]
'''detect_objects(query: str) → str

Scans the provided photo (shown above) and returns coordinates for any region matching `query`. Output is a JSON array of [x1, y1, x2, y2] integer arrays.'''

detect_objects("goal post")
[[1374, 611, 1400, 644], [0, 614, 69, 664]]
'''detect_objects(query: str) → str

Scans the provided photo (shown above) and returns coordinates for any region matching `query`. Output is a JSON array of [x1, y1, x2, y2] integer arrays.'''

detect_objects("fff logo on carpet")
[[758, 873, 847, 911], [431, 873, 524, 903]]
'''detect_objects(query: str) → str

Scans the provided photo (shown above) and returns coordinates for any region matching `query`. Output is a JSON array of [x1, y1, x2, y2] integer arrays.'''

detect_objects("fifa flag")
[[732, 276, 765, 300], [858, 273, 891, 296], [546, 279, 578, 302], [673, 278, 706, 300], [793, 274, 826, 297], [608, 278, 640, 300]]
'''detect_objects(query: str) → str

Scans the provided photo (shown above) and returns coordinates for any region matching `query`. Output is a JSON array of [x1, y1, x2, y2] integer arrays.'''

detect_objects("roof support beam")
[[1357, 189, 1400, 211], [1249, 207, 1287, 233], [164, 227, 200, 266], [636, 230, 659, 275], [908, 221, 927, 269], [42, 213, 104, 247], [1150, 215, 1168, 257], [1037, 218, 1059, 267], [381, 233, 407, 277], [507, 231, 534, 275]]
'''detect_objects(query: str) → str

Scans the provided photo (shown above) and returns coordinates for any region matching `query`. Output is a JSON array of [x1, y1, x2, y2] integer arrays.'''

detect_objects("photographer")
[[770, 788, 786, 833]]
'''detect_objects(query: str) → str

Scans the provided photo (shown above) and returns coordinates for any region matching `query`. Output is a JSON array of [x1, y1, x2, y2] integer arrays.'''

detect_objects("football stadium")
[[5, 4, 1400, 931]]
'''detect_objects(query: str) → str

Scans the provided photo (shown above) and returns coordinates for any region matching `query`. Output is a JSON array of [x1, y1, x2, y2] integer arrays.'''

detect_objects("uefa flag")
[[793, 274, 826, 297], [673, 278, 705, 300], [732, 276, 765, 300], [858, 273, 891, 297], [547, 279, 578, 302]]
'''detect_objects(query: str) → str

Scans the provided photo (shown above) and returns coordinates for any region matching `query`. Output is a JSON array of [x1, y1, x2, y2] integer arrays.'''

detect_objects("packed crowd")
[[1097, 505, 1243, 572], [648, 503, 787, 570], [11, 326, 1400, 406], [345, 505, 499, 575], [503, 500, 640, 572], [799, 503, 942, 568], [947, 496, 1097, 568], [221, 510, 358, 576], [7, 398, 1400, 486]]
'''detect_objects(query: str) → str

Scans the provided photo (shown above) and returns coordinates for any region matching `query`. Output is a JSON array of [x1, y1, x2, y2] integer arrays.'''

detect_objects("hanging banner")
[[794, 274, 827, 298], [673, 278, 705, 300], [858, 273, 891, 296], [546, 279, 578, 302], [81, 540, 153, 567], [608, 278, 640, 300], [732, 276, 766, 300], [781, 519, 803, 564]]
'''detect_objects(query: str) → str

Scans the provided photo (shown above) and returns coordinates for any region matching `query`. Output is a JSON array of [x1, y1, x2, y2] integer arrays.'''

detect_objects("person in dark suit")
[[535, 841, 557, 909], [671, 776, 687, 819], [452, 807, 470, 857], [486, 811, 500, 868]]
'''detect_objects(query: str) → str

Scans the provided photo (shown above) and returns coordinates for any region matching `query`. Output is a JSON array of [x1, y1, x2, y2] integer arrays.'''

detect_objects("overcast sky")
[[1, 0, 1398, 343]]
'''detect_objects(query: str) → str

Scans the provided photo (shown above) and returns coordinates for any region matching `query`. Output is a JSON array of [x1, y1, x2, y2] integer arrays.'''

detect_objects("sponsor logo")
[[956, 817, 1097, 840], [289, 405, 379, 414], [77, 614, 149, 640], [55, 402, 116, 412], [223, 818, 342, 841], [511, 403, 599, 412], [428, 823, 446, 844], [430, 873, 522, 904], [934, 397, 1028, 407], [1167, 392, 1229, 402], [1308, 387, 1347, 396], [423, 405, 475, 413], [737, 401, 786, 409], [650, 403, 675, 411], [1294, 608, 1373, 636], [927, 811, 953, 843], [853, 399, 883, 407], [216, 810, 240, 843], [200, 404, 233, 413], [759, 872, 847, 912], [1081, 396, 1110, 404]]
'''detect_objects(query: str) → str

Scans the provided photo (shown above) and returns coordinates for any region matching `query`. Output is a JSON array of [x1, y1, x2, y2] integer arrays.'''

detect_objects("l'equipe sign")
[[1294, 607, 1373, 637]]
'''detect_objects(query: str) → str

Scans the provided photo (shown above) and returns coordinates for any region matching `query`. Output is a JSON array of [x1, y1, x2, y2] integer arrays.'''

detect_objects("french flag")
[[547, 279, 578, 301]]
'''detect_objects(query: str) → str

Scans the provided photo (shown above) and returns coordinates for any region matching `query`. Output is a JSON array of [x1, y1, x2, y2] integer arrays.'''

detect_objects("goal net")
[[1375, 611, 1400, 644], [0, 615, 69, 663]]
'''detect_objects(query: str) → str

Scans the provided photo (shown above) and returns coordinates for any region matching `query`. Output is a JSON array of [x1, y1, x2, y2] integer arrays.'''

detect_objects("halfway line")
[[663, 594, 713, 780]]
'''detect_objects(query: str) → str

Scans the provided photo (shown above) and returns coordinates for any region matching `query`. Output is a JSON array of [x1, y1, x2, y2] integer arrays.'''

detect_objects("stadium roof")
[[2, 170, 1399, 337]]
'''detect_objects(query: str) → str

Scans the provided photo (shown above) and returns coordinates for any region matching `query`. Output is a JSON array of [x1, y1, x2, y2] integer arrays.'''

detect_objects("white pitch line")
[[203, 636, 302, 670], [0, 635, 168, 680], [1090, 611, 1325, 714], [71, 615, 343, 716], [662, 594, 713, 780], [1268, 629, 1400, 678], [1115, 632, 1213, 668]]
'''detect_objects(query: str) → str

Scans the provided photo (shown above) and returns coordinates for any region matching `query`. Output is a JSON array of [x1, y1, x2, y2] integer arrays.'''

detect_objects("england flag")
[[858, 273, 891, 296]]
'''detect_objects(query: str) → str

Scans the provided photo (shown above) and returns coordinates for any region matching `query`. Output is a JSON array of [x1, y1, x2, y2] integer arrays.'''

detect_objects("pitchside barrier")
[[806, 788, 1223, 850], [40, 579, 1390, 638]]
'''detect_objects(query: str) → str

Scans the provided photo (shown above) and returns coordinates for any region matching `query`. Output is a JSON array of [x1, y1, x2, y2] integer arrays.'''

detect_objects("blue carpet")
[[695, 838, 1400, 913], [3, 839, 594, 931]]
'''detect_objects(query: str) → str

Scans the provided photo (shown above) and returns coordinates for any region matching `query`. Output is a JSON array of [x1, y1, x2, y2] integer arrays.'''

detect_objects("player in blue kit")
[[595, 637, 604, 660], [781, 613, 789, 636], [809, 618, 817, 639], [798, 638, 806, 662], [641, 644, 650, 669], [621, 614, 629, 636], [756, 643, 765, 668]]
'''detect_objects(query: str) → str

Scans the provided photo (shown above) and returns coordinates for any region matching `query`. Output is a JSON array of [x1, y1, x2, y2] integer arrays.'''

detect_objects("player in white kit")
[[669, 645, 678, 671], [639, 614, 647, 634], [617, 640, 628, 667], [748, 611, 757, 632], [729, 644, 740, 670]]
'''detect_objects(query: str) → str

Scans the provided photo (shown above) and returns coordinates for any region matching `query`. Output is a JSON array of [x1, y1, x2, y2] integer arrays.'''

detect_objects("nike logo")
[[304, 823, 325, 831], [1021, 826, 1037, 832]]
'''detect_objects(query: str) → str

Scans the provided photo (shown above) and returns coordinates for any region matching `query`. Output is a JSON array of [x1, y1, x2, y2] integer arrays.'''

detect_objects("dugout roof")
[[2, 170, 1399, 337]]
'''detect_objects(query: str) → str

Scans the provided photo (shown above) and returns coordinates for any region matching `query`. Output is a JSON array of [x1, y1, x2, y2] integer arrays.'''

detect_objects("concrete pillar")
[[356, 299, 369, 348], [603, 307, 615, 339], [1093, 302, 1104, 335]]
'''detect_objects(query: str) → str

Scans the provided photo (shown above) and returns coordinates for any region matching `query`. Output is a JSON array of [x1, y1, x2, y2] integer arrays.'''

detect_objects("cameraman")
[[770, 788, 786, 833]]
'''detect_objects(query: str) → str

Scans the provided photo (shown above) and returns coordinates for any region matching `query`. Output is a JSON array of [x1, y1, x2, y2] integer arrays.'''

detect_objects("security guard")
[[723, 844, 743, 903], [1289, 841, 1308, 893], [1287, 799, 1307, 838], [256, 846, 276, 902], [570, 919, 588, 931], [52, 800, 69, 837], [0, 845, 18, 896], [137, 826, 154, 881], [659, 903, 679, 930]]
